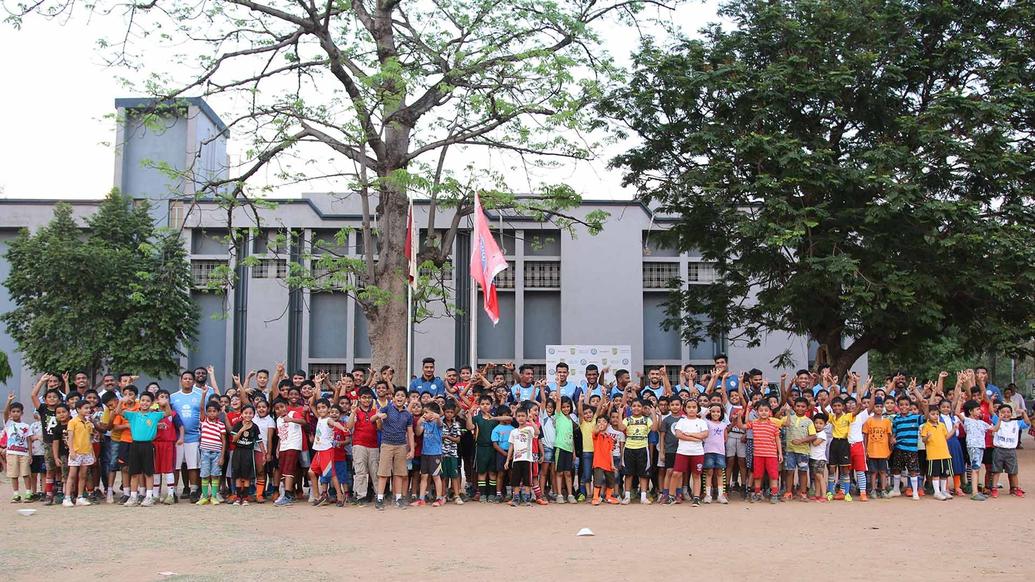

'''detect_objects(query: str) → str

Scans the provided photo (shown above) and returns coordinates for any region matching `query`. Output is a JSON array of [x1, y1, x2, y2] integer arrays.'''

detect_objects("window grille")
[[523, 261, 560, 288], [252, 258, 288, 279], [687, 262, 717, 284], [191, 260, 226, 289], [642, 262, 680, 288], [494, 261, 516, 289]]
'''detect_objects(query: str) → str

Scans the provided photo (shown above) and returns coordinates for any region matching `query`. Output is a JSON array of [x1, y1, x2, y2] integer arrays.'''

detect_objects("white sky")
[[0, 1, 724, 200]]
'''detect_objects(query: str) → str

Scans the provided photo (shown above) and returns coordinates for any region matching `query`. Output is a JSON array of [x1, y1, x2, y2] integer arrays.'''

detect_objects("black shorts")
[[982, 447, 995, 465], [127, 441, 155, 476], [927, 458, 952, 478], [231, 448, 256, 480], [475, 446, 495, 474], [509, 461, 532, 487], [496, 452, 509, 473], [555, 449, 574, 473], [421, 454, 443, 476], [624, 448, 649, 478], [891, 449, 919, 473], [30, 455, 46, 474], [828, 438, 851, 466], [866, 458, 889, 473], [664, 452, 677, 470], [117, 441, 131, 467], [593, 467, 616, 488]]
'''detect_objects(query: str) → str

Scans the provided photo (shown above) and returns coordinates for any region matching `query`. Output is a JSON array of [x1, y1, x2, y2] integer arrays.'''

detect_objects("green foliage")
[[606, 0, 1035, 375], [1, 191, 198, 376], [0, 351, 11, 384]]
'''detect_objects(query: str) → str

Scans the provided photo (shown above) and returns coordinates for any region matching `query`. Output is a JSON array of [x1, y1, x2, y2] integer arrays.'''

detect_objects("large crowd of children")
[[2, 355, 1030, 510]]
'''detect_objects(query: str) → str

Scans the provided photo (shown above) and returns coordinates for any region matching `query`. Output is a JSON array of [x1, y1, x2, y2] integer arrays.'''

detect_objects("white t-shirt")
[[3, 420, 31, 455], [539, 411, 556, 448], [962, 417, 992, 449], [847, 409, 870, 444], [312, 417, 334, 451], [606, 426, 625, 457], [508, 425, 535, 463], [993, 419, 1028, 449], [673, 417, 708, 456], [810, 429, 828, 461], [277, 412, 303, 452], [253, 414, 276, 452], [30, 421, 45, 456]]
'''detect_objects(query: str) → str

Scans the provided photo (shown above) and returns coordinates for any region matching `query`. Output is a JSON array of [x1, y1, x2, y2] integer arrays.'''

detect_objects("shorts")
[[745, 439, 754, 469], [421, 454, 443, 476], [5, 453, 30, 478], [752, 456, 779, 480], [332, 460, 350, 484], [828, 438, 851, 466], [555, 449, 574, 473], [310, 449, 335, 478], [475, 446, 496, 474], [58, 454, 69, 481], [44, 443, 56, 473], [849, 442, 867, 471], [127, 441, 155, 476], [31, 454, 45, 474], [542, 446, 555, 464], [377, 443, 409, 478], [175, 442, 201, 471], [153, 441, 176, 474], [726, 432, 747, 458], [664, 452, 677, 471], [927, 458, 952, 478], [674, 453, 704, 475], [703, 453, 726, 470], [866, 458, 889, 473], [278, 449, 300, 479], [231, 448, 256, 481], [623, 448, 649, 478], [103, 438, 119, 473], [783, 451, 809, 471], [509, 460, 532, 487], [981, 445, 997, 463], [442, 456, 459, 478], [67, 452, 96, 467], [992, 448, 1018, 475], [967, 447, 984, 472], [496, 452, 509, 473], [891, 449, 919, 474], [299, 449, 312, 469], [116, 441, 131, 468], [809, 459, 827, 473], [592, 466, 616, 488], [199, 448, 222, 478]]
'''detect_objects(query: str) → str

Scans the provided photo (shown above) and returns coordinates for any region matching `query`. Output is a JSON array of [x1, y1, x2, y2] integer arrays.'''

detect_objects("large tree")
[[2, 191, 197, 378], [7, 0, 660, 373], [605, 0, 1035, 377]]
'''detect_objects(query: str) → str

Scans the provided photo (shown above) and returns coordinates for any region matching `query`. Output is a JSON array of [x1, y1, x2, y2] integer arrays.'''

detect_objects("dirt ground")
[[2, 450, 1034, 582]]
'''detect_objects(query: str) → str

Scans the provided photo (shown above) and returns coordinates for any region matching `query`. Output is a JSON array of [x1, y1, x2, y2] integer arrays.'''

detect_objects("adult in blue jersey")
[[409, 357, 446, 397], [511, 364, 538, 402], [170, 370, 204, 501]]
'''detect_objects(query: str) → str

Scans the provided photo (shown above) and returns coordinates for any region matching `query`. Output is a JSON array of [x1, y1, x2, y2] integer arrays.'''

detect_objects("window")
[[191, 259, 227, 289], [311, 229, 349, 256], [168, 201, 186, 228], [524, 261, 560, 289], [642, 262, 680, 288], [642, 231, 680, 257], [495, 261, 517, 289], [523, 291, 560, 359], [309, 293, 348, 358], [687, 262, 717, 284], [524, 230, 560, 256], [642, 293, 681, 360], [307, 363, 351, 380], [477, 291, 516, 359], [252, 258, 288, 279], [191, 229, 229, 254]]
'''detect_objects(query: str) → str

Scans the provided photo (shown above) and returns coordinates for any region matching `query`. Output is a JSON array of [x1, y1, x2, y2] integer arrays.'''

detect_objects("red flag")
[[469, 192, 508, 324], [404, 201, 418, 289]]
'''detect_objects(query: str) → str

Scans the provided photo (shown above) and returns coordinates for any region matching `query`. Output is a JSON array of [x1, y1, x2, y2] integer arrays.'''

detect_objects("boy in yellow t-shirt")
[[920, 408, 952, 501], [65, 400, 96, 506], [862, 399, 893, 498], [827, 398, 855, 501]]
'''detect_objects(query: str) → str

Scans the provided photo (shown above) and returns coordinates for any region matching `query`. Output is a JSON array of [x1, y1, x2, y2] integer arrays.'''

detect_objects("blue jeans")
[[103, 437, 120, 473], [199, 449, 222, 478], [579, 452, 593, 493]]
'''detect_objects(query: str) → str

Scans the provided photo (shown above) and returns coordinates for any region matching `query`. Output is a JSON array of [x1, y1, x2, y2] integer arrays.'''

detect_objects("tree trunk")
[[826, 333, 877, 380], [364, 180, 411, 381]]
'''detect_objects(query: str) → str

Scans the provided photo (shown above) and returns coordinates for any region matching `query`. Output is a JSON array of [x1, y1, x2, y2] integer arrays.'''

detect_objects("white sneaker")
[[77, 496, 92, 506], [454, 497, 464, 505], [717, 494, 729, 504], [620, 496, 630, 505], [106, 493, 115, 504], [555, 495, 566, 504], [141, 497, 155, 507], [567, 495, 576, 504], [911, 493, 920, 500], [124, 497, 140, 507], [888, 488, 901, 498], [62, 498, 75, 507], [703, 494, 713, 504]]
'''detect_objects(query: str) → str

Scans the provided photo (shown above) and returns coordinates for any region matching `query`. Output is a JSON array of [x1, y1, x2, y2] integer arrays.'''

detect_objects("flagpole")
[[469, 218, 478, 370], [406, 281, 413, 383]]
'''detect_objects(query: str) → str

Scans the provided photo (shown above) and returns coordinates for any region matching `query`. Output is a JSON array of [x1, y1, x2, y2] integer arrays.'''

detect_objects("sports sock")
[[839, 473, 850, 493], [145, 488, 154, 499], [910, 476, 919, 494], [855, 471, 867, 494], [826, 473, 835, 494]]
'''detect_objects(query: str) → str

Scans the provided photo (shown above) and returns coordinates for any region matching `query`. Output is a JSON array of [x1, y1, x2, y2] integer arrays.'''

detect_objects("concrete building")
[[0, 98, 866, 400]]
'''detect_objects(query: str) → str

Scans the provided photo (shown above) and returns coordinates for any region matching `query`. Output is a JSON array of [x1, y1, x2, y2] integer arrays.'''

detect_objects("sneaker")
[[769, 494, 778, 504], [410, 499, 426, 507], [241, 499, 250, 506], [815, 495, 827, 503], [556, 495, 566, 504], [888, 488, 900, 498], [991, 488, 1000, 499], [232, 499, 242, 506], [567, 495, 576, 504], [1012, 488, 1026, 498], [640, 496, 653, 505], [825, 491, 833, 501], [591, 497, 601, 506], [196, 497, 210, 506], [11, 494, 21, 504], [620, 496, 630, 505], [162, 495, 174, 506], [78, 496, 92, 506], [658, 494, 669, 505], [394, 498, 408, 509], [190, 490, 201, 503], [255, 494, 266, 504], [508, 498, 518, 507], [933, 492, 947, 501], [664, 495, 677, 506], [833, 491, 845, 501], [106, 492, 115, 504], [315, 495, 329, 507], [692, 497, 701, 507], [954, 488, 965, 497], [118, 494, 130, 505], [141, 497, 155, 507], [971, 493, 988, 501], [374, 498, 385, 511], [576, 492, 586, 503], [62, 498, 75, 507], [210, 496, 222, 506], [904, 487, 913, 497], [781, 492, 793, 501], [748, 493, 756, 503], [702, 494, 712, 504], [536, 497, 550, 505], [844, 493, 853, 503], [911, 492, 920, 500], [123, 497, 140, 507], [798, 492, 810, 502], [717, 494, 729, 504]]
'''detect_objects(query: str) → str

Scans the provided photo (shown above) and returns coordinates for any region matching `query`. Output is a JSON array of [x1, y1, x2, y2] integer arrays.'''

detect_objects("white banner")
[[545, 345, 633, 386]]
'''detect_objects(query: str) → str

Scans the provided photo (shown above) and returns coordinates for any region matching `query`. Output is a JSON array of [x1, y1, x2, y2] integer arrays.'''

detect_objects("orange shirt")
[[113, 402, 140, 443], [592, 432, 615, 471], [862, 417, 892, 459]]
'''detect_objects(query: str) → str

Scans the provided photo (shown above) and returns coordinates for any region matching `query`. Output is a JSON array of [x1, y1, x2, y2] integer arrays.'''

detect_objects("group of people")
[[2, 354, 1030, 511]]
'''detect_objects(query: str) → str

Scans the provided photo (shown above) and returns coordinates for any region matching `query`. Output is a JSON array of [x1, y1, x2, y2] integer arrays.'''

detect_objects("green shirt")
[[784, 413, 816, 455], [553, 410, 575, 452], [473, 414, 497, 447]]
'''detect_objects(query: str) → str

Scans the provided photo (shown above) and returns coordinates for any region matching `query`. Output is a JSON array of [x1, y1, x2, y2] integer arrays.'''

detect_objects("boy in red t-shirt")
[[153, 390, 184, 504], [328, 404, 351, 507], [591, 416, 619, 505], [746, 401, 784, 504]]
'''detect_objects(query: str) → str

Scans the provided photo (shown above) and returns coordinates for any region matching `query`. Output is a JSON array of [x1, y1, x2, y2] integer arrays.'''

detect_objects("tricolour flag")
[[469, 192, 508, 324]]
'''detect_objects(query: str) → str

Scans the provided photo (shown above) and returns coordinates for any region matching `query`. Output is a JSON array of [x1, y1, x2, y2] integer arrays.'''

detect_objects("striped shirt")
[[199, 419, 226, 452], [749, 419, 782, 458], [891, 413, 923, 452]]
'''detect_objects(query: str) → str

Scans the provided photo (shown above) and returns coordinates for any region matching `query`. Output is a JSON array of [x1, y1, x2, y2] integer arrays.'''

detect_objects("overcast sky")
[[0, 1, 724, 200]]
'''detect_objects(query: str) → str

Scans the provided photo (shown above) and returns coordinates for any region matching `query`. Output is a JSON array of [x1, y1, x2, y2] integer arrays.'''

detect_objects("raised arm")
[[660, 366, 672, 397], [31, 373, 47, 408], [270, 362, 285, 401], [207, 365, 220, 394]]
